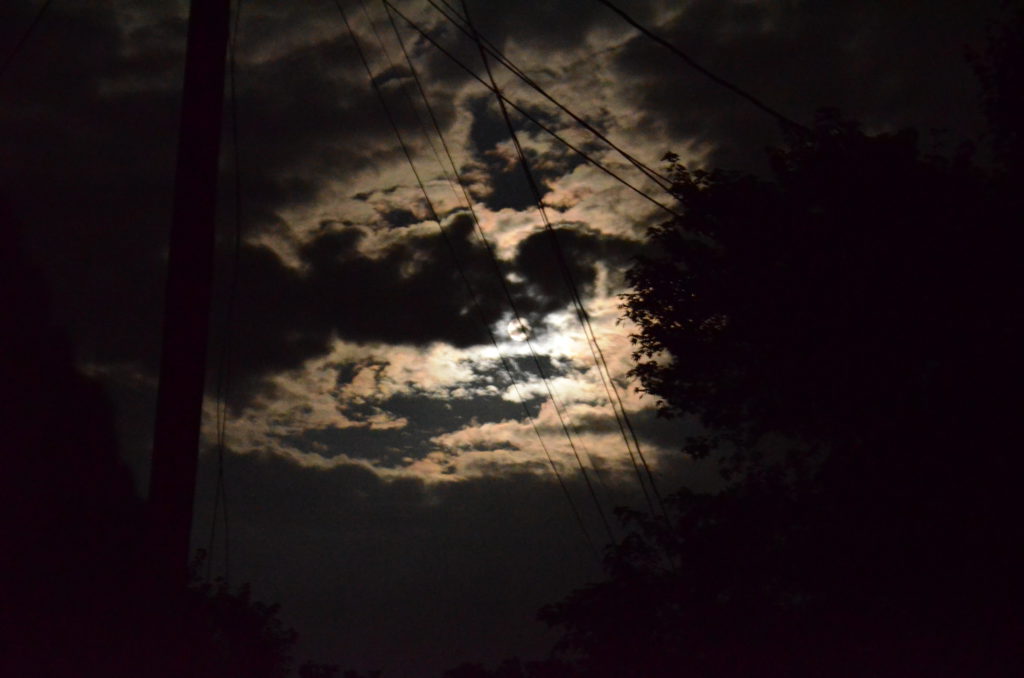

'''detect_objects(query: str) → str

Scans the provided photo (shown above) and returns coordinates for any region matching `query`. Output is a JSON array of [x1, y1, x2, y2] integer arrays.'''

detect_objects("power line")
[[426, 0, 673, 191], [474, 0, 667, 518], [0, 0, 54, 80], [382, 1, 478, 220], [380, 0, 622, 518], [593, 0, 806, 132], [334, 0, 603, 557], [365, 0, 614, 531], [206, 0, 246, 585], [382, 1, 683, 221], [460, 0, 667, 520], [462, 0, 620, 544], [377, 0, 624, 544], [357, 0, 452, 188], [389, 0, 661, 517]]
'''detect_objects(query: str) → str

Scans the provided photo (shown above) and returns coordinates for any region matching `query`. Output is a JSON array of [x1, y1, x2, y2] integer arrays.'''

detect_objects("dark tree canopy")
[[544, 113, 1023, 676], [1, 198, 297, 678], [622, 110, 1015, 467], [545, 40, 1024, 672], [538, 13, 1024, 675]]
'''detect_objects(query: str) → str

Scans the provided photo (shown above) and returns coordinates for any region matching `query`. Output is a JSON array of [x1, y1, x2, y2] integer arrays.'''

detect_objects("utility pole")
[[148, 0, 231, 588]]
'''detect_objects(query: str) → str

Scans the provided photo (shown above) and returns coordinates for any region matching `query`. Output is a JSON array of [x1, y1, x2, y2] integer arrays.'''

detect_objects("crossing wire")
[[388, 0, 658, 517], [469, 0, 667, 518], [460, 0, 630, 542], [357, 0, 452, 199], [360, 0, 618, 545], [332, 0, 604, 557], [382, 1, 683, 222], [206, 0, 246, 585], [364, 0, 614, 548], [427, 0, 673, 191], [460, 0, 667, 519], [435, 0, 663, 512], [387, 1, 674, 515], [379, 0, 621, 514]]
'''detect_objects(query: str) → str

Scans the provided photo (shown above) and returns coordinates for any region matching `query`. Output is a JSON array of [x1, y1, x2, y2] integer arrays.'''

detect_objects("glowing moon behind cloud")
[[507, 318, 532, 342]]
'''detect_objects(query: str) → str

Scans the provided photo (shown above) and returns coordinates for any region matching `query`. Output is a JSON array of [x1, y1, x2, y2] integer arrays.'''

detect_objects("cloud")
[[4, 0, 1004, 487], [211, 290, 672, 485], [607, 0, 996, 170], [189, 451, 605, 676]]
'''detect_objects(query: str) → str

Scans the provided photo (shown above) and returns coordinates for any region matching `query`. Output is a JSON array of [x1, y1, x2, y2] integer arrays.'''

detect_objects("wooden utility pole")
[[148, 0, 231, 587]]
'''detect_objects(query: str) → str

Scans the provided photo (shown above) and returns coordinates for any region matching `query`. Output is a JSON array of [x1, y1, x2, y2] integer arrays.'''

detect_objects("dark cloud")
[[190, 452, 605, 677], [430, 0, 623, 55], [610, 0, 1000, 171], [512, 222, 638, 313], [222, 217, 500, 401], [384, 391, 527, 427], [219, 214, 636, 406], [379, 206, 420, 228], [0, 0, 484, 380], [0, 2, 180, 374], [466, 95, 538, 211], [229, 27, 419, 227], [404, 15, 484, 91], [503, 354, 568, 383], [464, 93, 594, 212], [5, 0, 1003, 386], [275, 392, 531, 469], [188, 410, 719, 675], [282, 427, 415, 468]]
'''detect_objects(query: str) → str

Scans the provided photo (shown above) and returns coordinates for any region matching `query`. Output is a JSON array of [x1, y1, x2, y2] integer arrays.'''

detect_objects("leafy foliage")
[[968, 3, 1024, 174], [542, 13, 1024, 675], [623, 110, 1003, 468], [182, 552, 299, 678], [1, 197, 298, 677], [551, 99, 1023, 676]]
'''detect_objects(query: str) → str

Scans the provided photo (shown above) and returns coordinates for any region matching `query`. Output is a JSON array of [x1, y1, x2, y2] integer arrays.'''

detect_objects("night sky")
[[0, 0, 1006, 675]]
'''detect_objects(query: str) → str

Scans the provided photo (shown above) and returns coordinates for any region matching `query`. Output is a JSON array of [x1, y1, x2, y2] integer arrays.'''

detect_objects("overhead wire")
[[384, 0, 661, 519], [388, 0, 667, 516], [470, 0, 666, 518], [427, 0, 673, 191], [363, 0, 621, 543], [357, 0, 451, 197], [437, 0, 800, 518], [382, 1, 683, 221], [206, 0, 246, 585], [460, 0, 628, 543], [362, 0, 616, 547], [592, 0, 807, 132], [0, 0, 54, 81], [379, 0, 621, 523], [332, 0, 605, 556], [376, 0, 618, 516], [460, 0, 667, 519]]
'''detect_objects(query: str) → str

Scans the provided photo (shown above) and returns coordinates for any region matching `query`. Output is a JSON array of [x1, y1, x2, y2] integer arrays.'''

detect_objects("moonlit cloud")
[[6, 0, 993, 494]]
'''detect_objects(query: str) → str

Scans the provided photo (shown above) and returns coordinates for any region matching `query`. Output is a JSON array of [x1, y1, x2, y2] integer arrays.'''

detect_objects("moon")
[[507, 318, 532, 342]]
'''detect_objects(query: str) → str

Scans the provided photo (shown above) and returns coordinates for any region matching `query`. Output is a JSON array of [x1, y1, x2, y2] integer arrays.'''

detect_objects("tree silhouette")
[[2, 196, 144, 677], [623, 110, 1008, 472], [0, 197, 298, 677], [545, 94, 1022, 678], [178, 552, 298, 678], [969, 3, 1024, 176]]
